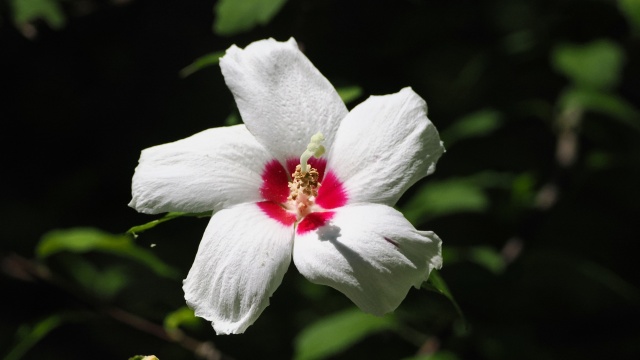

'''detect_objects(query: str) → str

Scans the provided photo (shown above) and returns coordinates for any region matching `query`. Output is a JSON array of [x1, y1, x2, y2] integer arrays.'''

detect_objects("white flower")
[[129, 38, 445, 335]]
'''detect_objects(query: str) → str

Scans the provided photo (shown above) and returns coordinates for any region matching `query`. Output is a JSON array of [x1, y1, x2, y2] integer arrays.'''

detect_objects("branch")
[[1, 253, 233, 360]]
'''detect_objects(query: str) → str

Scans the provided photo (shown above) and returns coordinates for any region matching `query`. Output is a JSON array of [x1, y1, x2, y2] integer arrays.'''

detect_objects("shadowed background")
[[1, 0, 639, 359]]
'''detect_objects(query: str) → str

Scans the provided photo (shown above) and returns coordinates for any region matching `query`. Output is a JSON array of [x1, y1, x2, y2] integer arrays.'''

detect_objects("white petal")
[[183, 203, 294, 334], [220, 38, 348, 162], [293, 203, 442, 315], [327, 87, 445, 206], [129, 125, 272, 214]]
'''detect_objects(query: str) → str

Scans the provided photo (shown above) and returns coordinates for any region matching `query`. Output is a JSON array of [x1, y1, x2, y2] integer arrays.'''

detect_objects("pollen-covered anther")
[[288, 164, 320, 203]]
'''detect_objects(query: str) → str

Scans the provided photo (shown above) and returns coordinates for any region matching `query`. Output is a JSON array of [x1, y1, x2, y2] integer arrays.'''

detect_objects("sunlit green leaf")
[[294, 308, 397, 360], [559, 87, 640, 132], [214, 0, 288, 36], [37, 228, 179, 279], [164, 306, 200, 331], [127, 211, 212, 235], [402, 180, 489, 223], [10, 0, 65, 29], [620, 0, 640, 33], [4, 312, 86, 360], [441, 109, 503, 147], [179, 51, 225, 78], [403, 172, 527, 223], [423, 271, 467, 330], [336, 85, 363, 104], [552, 40, 625, 90], [129, 356, 159, 360]]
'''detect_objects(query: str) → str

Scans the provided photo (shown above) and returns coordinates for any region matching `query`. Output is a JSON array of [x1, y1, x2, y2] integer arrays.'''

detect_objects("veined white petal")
[[293, 203, 442, 316], [183, 203, 294, 334], [220, 38, 348, 163], [129, 125, 271, 214], [327, 87, 445, 206]]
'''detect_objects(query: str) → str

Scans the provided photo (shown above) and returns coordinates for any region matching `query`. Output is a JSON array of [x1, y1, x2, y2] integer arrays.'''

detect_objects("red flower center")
[[258, 158, 347, 234]]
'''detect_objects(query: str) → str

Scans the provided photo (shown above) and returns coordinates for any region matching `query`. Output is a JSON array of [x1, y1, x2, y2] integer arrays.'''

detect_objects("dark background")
[[1, 0, 639, 359]]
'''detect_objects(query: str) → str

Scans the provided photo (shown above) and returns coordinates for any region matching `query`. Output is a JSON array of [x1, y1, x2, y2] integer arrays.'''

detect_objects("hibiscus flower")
[[129, 38, 445, 335]]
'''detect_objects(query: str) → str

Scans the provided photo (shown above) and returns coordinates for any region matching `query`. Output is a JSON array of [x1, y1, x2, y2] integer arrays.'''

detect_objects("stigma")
[[299, 132, 325, 173]]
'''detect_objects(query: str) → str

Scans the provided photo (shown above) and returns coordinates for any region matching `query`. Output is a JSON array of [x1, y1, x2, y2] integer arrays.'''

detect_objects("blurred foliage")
[[401, 172, 520, 222], [294, 308, 397, 360], [127, 212, 212, 236], [163, 307, 199, 333], [443, 246, 507, 275], [38, 228, 179, 279], [552, 39, 624, 90], [9, 0, 65, 30], [619, 0, 640, 33], [2, 0, 640, 359], [3, 312, 86, 360], [422, 271, 466, 330], [335, 85, 364, 104], [440, 109, 503, 148], [558, 88, 640, 131], [179, 51, 224, 78], [214, 0, 288, 35]]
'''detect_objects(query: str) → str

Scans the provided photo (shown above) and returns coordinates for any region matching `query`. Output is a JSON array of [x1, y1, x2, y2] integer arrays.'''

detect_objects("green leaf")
[[179, 51, 225, 78], [336, 86, 363, 104], [10, 0, 65, 29], [402, 172, 524, 223], [225, 112, 241, 126], [37, 228, 179, 279], [297, 279, 331, 301], [294, 308, 397, 360], [468, 247, 506, 274], [510, 172, 536, 208], [62, 256, 130, 300], [441, 109, 503, 147], [402, 180, 489, 223], [214, 0, 288, 36], [164, 306, 200, 331], [127, 211, 212, 235], [423, 270, 467, 330], [443, 246, 507, 274], [559, 87, 640, 133], [552, 40, 625, 90], [620, 0, 640, 33], [4, 312, 86, 360]]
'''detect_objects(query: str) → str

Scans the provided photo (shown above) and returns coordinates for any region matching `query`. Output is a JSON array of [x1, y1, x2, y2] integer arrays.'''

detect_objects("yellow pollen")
[[288, 164, 320, 201], [288, 132, 325, 217], [288, 164, 321, 217]]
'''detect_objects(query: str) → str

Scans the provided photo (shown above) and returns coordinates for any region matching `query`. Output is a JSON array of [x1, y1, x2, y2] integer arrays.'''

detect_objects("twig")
[[1, 253, 233, 360]]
